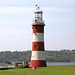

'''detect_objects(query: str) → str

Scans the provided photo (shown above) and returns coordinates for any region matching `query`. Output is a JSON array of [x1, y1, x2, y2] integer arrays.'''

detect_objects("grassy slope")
[[0, 65, 75, 75]]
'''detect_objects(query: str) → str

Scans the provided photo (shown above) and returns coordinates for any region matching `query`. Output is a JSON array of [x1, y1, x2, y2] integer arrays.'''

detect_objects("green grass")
[[0, 65, 75, 75]]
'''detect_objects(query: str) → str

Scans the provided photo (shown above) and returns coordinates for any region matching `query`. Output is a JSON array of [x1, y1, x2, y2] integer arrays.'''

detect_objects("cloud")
[[40, 0, 75, 4], [43, 7, 75, 13], [0, 0, 75, 7], [0, 7, 75, 15], [0, 28, 23, 37], [0, 27, 32, 41], [0, 7, 34, 27], [0, 0, 27, 3], [0, 6, 75, 27], [0, 28, 32, 51], [35, 0, 75, 7], [0, 7, 33, 14], [0, 6, 75, 51]]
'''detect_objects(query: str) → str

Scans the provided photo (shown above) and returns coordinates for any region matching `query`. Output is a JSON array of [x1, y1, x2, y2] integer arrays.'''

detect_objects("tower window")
[[34, 45, 37, 49]]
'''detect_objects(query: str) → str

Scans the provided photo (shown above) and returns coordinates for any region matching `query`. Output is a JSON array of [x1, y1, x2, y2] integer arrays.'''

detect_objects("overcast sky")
[[0, 0, 75, 51]]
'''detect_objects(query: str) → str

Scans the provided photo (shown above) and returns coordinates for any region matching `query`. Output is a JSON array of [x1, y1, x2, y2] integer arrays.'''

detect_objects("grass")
[[0, 65, 75, 75]]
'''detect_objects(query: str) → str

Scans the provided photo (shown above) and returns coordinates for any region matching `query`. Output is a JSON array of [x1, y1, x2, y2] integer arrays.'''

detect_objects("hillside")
[[0, 50, 75, 62]]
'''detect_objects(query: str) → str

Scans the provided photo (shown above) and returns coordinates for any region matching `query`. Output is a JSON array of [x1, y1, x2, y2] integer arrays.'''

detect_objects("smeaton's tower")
[[30, 5, 47, 67]]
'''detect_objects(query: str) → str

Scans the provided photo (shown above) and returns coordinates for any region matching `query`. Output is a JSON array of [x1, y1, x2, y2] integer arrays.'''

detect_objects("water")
[[47, 62, 75, 66], [0, 65, 12, 68]]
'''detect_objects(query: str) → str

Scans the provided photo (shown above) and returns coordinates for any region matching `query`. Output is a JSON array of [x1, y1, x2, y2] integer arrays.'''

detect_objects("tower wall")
[[30, 24, 47, 67]]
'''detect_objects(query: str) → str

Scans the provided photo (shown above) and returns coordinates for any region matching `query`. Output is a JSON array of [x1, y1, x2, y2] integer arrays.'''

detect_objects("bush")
[[18, 65, 29, 69]]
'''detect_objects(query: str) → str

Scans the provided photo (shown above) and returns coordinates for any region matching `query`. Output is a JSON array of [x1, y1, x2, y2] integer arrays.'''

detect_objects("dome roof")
[[34, 5, 42, 13]]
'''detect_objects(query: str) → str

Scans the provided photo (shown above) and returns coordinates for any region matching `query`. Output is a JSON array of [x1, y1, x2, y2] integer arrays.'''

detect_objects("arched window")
[[34, 45, 37, 49]]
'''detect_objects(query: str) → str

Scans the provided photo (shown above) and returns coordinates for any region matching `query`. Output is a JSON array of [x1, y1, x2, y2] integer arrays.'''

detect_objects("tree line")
[[0, 50, 75, 62]]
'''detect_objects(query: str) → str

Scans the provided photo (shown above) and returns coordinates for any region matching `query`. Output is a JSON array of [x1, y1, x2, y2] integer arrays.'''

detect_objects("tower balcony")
[[32, 20, 44, 24]]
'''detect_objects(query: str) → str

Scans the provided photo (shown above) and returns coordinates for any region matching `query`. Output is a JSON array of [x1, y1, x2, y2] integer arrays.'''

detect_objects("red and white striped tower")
[[30, 5, 47, 67]]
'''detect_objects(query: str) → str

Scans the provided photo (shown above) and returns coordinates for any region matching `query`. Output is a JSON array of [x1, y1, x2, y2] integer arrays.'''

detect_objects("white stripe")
[[31, 51, 45, 60], [33, 33, 44, 42]]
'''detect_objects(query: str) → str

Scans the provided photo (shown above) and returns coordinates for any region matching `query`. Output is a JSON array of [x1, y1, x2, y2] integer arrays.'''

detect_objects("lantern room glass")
[[35, 12, 42, 21]]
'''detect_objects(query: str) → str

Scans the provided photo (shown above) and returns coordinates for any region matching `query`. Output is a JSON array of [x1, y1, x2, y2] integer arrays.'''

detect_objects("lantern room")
[[34, 5, 43, 22]]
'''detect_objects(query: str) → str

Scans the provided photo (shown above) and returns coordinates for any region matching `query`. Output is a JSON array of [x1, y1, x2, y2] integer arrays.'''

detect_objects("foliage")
[[0, 50, 75, 62], [18, 65, 29, 69], [45, 50, 75, 62], [0, 65, 75, 75]]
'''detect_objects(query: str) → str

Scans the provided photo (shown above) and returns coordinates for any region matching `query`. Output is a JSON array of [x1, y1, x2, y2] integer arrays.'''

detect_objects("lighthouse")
[[30, 5, 47, 67]]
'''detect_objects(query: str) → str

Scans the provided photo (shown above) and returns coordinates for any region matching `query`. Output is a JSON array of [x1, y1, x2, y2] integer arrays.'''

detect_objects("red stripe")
[[30, 60, 47, 67], [32, 25, 44, 33], [32, 42, 44, 51]]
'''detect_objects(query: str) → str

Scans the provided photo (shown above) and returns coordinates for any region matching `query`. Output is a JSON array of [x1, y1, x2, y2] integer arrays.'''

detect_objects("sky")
[[0, 0, 75, 51]]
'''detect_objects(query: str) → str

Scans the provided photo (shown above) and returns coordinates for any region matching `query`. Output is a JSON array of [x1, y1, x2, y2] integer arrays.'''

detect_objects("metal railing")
[[32, 20, 44, 24]]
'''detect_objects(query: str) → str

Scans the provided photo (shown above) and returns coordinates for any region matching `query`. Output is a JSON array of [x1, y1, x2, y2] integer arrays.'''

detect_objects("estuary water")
[[0, 65, 12, 68], [47, 62, 75, 66]]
